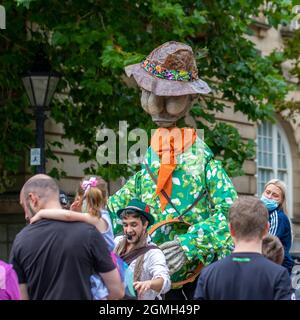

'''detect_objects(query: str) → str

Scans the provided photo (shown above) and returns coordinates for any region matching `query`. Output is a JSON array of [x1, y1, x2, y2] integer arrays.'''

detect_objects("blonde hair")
[[77, 176, 108, 217], [264, 179, 288, 215]]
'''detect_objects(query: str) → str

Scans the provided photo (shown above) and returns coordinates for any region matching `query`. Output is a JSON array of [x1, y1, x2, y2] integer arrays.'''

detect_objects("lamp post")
[[22, 52, 61, 173]]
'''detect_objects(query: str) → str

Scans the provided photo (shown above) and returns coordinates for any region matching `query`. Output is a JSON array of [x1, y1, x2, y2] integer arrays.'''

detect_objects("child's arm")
[[30, 209, 108, 232], [30, 208, 86, 223]]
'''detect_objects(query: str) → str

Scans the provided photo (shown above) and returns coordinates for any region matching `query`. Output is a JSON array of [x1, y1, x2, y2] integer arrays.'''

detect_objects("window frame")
[[256, 121, 293, 217]]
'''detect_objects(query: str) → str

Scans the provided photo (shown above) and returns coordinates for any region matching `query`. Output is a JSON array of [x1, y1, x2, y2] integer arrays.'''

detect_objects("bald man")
[[10, 174, 124, 300]]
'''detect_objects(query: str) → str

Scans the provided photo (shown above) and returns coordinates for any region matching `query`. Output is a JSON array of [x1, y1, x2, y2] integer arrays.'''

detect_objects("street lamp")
[[22, 51, 61, 173]]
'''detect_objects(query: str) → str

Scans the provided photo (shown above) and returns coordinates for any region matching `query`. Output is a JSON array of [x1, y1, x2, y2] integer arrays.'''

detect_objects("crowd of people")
[[0, 175, 297, 300]]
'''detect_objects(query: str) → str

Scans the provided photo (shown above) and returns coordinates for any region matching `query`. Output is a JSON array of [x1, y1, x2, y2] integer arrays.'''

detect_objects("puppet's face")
[[140, 89, 194, 127]]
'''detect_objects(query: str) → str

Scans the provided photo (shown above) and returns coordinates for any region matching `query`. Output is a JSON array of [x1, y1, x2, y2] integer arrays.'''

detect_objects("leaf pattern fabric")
[[108, 137, 237, 283]]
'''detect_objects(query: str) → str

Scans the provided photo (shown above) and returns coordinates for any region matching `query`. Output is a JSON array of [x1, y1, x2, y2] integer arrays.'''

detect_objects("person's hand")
[[30, 211, 43, 224], [159, 239, 187, 275], [133, 280, 152, 297], [70, 200, 81, 212]]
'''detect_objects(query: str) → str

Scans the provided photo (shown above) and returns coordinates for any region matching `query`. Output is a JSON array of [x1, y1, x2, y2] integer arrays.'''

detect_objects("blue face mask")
[[260, 195, 279, 212]]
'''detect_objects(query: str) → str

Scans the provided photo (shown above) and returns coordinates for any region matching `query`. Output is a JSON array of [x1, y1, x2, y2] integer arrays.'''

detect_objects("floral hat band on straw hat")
[[142, 59, 196, 82], [125, 41, 211, 96], [81, 177, 98, 195]]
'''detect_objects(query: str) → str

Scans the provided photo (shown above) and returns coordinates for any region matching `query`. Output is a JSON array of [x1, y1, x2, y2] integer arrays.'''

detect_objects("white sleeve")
[[146, 249, 171, 294]]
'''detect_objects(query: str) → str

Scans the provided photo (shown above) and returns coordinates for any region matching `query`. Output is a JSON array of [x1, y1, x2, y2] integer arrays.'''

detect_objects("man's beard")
[[125, 232, 144, 246], [26, 200, 37, 217]]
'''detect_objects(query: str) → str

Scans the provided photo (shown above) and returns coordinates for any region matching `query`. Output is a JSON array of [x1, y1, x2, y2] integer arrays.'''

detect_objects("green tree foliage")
[[281, 7, 300, 118], [0, 0, 295, 190]]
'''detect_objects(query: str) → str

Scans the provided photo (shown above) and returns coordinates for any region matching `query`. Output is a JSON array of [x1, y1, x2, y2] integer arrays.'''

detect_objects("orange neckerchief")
[[150, 127, 196, 212]]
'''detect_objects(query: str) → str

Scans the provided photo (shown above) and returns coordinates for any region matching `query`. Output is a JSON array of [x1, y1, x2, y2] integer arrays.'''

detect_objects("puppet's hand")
[[159, 240, 187, 275]]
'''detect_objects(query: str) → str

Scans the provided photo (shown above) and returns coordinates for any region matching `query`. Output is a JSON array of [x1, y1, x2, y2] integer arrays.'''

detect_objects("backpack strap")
[[120, 245, 159, 265]]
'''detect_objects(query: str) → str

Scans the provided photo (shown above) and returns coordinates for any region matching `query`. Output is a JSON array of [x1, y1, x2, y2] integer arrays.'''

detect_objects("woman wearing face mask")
[[261, 179, 294, 274]]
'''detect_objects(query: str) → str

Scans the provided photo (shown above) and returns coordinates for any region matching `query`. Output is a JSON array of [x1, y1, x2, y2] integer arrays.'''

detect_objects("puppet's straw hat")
[[125, 41, 211, 96]]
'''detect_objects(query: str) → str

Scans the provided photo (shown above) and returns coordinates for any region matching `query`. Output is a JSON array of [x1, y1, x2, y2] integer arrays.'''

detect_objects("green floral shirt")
[[108, 137, 237, 282]]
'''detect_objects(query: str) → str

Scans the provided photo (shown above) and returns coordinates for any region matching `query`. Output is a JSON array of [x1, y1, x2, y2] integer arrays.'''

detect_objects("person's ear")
[[229, 223, 235, 237], [263, 222, 270, 237], [143, 220, 149, 231], [28, 193, 39, 207]]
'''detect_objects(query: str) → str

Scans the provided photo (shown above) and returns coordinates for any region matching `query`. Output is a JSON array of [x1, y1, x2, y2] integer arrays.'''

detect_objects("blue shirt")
[[269, 208, 294, 274]]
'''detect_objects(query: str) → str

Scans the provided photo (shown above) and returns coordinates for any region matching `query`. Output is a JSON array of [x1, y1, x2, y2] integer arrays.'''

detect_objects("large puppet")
[[108, 41, 237, 298]]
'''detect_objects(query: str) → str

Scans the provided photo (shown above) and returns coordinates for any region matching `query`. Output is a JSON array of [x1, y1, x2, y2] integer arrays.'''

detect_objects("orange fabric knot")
[[150, 127, 196, 212]]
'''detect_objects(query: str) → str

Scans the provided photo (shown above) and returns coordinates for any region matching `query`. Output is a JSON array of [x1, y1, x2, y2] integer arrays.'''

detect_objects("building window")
[[256, 121, 293, 216]]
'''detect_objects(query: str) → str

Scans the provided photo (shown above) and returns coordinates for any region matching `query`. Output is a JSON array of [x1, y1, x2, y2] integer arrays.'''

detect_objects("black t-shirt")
[[10, 219, 115, 300], [194, 252, 295, 300]]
